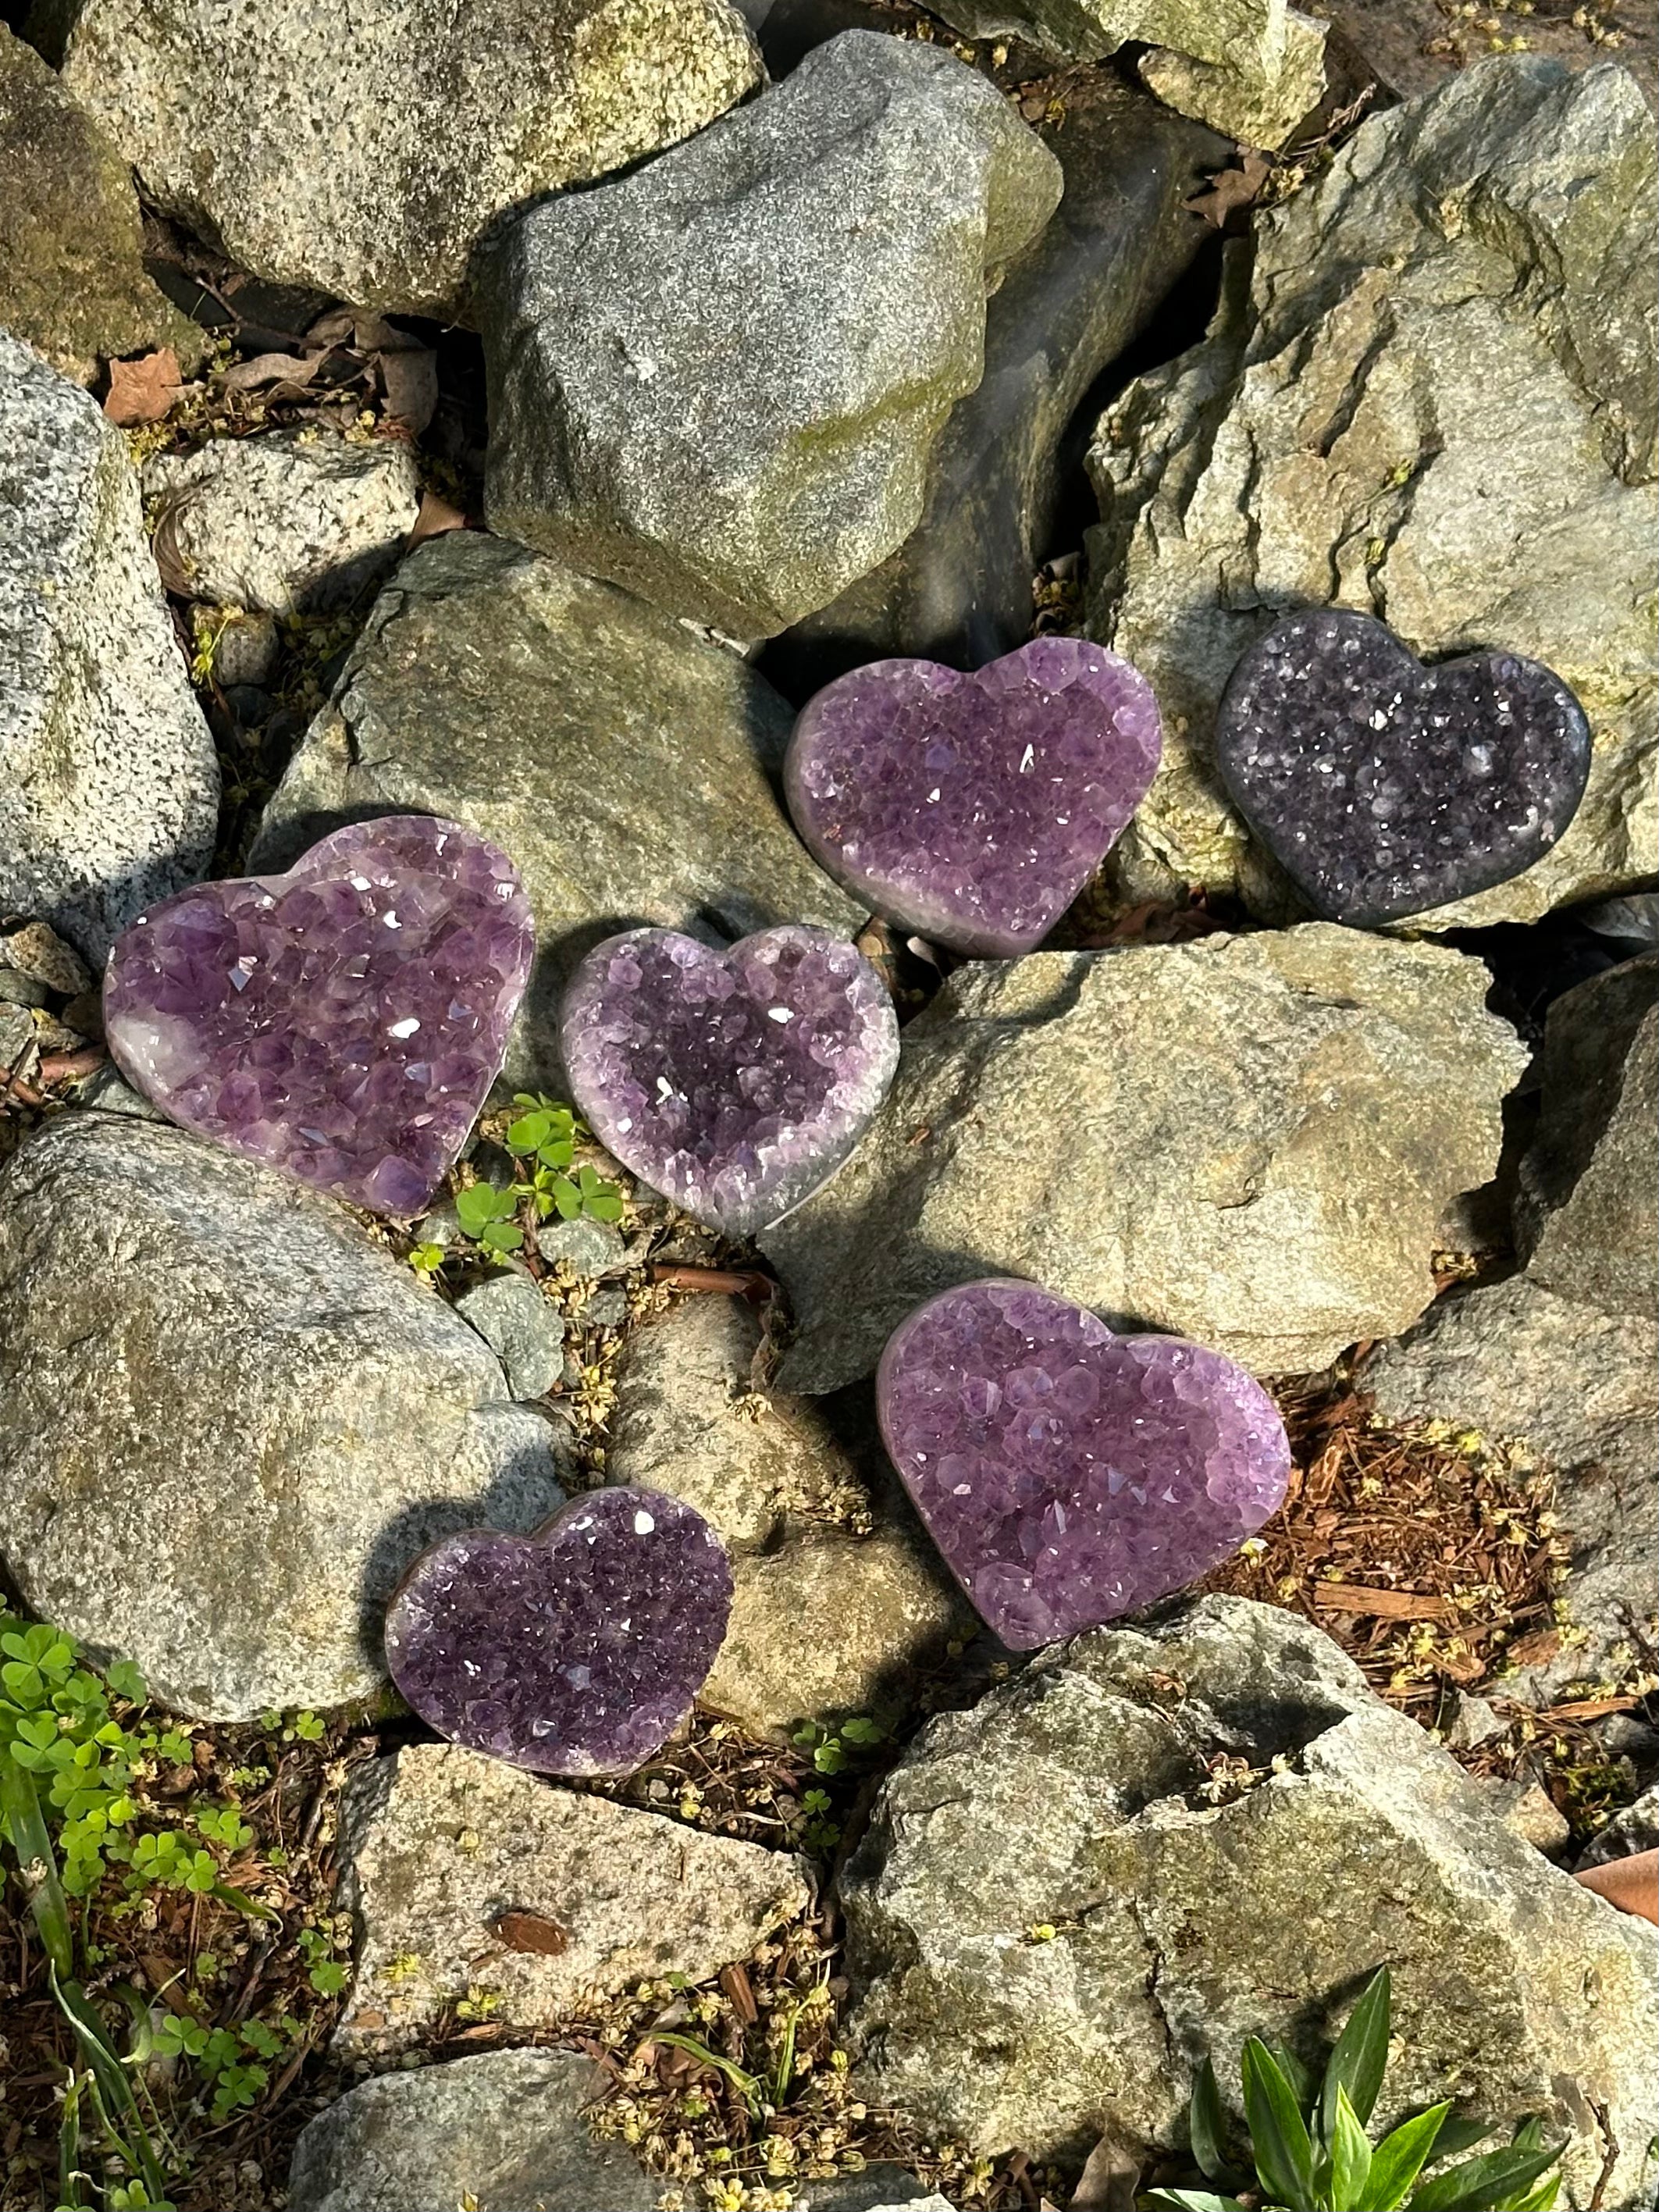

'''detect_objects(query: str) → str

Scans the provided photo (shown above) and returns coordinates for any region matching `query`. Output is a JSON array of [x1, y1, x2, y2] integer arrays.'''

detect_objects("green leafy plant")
[[789, 1715, 886, 1776], [454, 1179, 523, 1254], [1141, 1968, 1565, 2212], [504, 1095, 624, 1223]]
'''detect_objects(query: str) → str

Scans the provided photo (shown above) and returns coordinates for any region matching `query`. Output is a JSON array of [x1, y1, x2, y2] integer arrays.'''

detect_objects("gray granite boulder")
[[0, 27, 204, 385], [1369, 955, 1658, 1694], [287, 2050, 658, 2212], [144, 430, 419, 614], [481, 31, 1062, 637], [766, 80, 1227, 693], [250, 533, 863, 1088], [841, 1595, 1659, 2205], [334, 1742, 811, 2053], [1085, 57, 1658, 929], [55, 0, 764, 319], [608, 1295, 971, 1734], [1137, 5, 1326, 145], [0, 1117, 568, 1718], [0, 333, 218, 964], [764, 925, 1526, 1392]]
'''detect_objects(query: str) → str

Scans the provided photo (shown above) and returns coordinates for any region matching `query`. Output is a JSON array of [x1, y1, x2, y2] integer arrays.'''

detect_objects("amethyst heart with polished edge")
[[560, 924, 899, 1237], [1216, 609, 1593, 926], [878, 1279, 1290, 1650], [384, 1485, 733, 1776], [103, 815, 534, 1216], [784, 636, 1162, 957]]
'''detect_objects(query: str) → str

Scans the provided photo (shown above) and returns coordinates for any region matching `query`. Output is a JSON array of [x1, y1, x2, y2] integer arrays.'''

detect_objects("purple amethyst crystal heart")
[[784, 636, 1162, 956], [560, 924, 899, 1237], [103, 816, 533, 1216], [384, 1485, 733, 1776], [1216, 610, 1593, 926], [877, 1280, 1290, 1650]]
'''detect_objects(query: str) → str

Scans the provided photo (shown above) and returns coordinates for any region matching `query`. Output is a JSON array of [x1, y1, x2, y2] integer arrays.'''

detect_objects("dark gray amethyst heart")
[[1215, 610, 1592, 926], [878, 1280, 1291, 1651], [560, 924, 899, 1237], [384, 1486, 733, 1776]]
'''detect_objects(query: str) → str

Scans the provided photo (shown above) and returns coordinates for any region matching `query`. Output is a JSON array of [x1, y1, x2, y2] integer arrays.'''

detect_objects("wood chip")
[[489, 1908, 569, 1955], [1313, 1582, 1457, 1622]]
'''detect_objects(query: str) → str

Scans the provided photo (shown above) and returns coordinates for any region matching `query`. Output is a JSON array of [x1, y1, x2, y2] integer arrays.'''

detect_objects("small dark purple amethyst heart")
[[103, 815, 534, 1216], [384, 1486, 733, 1776], [784, 636, 1162, 957], [1216, 610, 1593, 926], [877, 1280, 1290, 1650], [560, 924, 899, 1237]]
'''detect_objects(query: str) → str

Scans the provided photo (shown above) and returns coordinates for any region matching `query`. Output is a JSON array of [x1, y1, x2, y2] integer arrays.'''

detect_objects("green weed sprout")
[[504, 1095, 623, 1223], [1142, 1967, 1565, 2212]]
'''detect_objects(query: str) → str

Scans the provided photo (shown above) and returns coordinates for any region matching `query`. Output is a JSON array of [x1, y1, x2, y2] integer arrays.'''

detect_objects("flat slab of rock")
[[144, 430, 419, 614], [0, 27, 203, 383], [57, 0, 764, 318], [335, 1742, 811, 2053], [1369, 955, 1658, 1692], [764, 925, 1525, 1391], [765, 80, 1226, 688], [287, 2048, 658, 2212], [841, 1594, 1658, 2206], [0, 1117, 568, 1718], [1086, 56, 1658, 930], [480, 31, 1062, 636], [0, 333, 218, 964], [250, 533, 863, 1087], [609, 1296, 971, 1733]]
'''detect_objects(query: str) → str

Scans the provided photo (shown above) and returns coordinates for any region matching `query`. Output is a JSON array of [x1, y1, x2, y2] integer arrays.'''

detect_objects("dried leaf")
[[1071, 2133, 1140, 2211], [379, 344, 439, 433], [219, 351, 323, 393], [307, 306, 359, 347], [489, 1907, 569, 1956], [407, 487, 469, 549], [1187, 148, 1273, 228], [104, 347, 182, 426]]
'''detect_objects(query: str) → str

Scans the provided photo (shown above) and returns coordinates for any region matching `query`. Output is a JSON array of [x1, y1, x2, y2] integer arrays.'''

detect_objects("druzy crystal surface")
[[384, 1486, 733, 1776], [877, 1280, 1290, 1649], [561, 924, 899, 1237], [104, 816, 533, 1216], [1216, 610, 1592, 926], [784, 636, 1162, 956]]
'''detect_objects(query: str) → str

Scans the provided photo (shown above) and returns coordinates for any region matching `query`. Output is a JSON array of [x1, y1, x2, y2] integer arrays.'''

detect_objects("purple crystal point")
[[784, 636, 1162, 957], [384, 1486, 733, 1776], [877, 1280, 1290, 1649], [103, 816, 533, 1217], [560, 924, 899, 1237], [1216, 610, 1593, 926]]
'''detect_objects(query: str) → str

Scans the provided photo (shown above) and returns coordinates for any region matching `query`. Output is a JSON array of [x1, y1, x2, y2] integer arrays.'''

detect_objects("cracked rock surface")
[[1085, 56, 1657, 930], [839, 1594, 1659, 2202], [763, 925, 1526, 1391]]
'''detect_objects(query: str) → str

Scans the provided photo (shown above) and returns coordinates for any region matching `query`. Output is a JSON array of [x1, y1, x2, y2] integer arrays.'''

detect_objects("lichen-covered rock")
[[925, 0, 1280, 71], [1369, 956, 1658, 1692], [840, 1595, 1659, 2205], [144, 430, 419, 614], [0, 27, 203, 383], [453, 1272, 566, 1402], [334, 1742, 811, 2052], [249, 533, 862, 1088], [764, 925, 1526, 1392], [608, 1296, 971, 1733], [1085, 58, 1658, 929], [766, 82, 1226, 688], [0, 333, 217, 964], [287, 2050, 659, 2212], [0, 1117, 568, 1718], [55, 0, 764, 319], [481, 31, 1062, 637], [1138, 5, 1326, 146]]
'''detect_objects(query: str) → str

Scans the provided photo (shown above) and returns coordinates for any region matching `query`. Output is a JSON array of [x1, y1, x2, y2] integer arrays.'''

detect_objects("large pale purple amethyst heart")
[[878, 1280, 1290, 1650], [560, 924, 899, 1237], [785, 636, 1162, 957], [384, 1486, 732, 1776], [103, 816, 533, 1216]]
